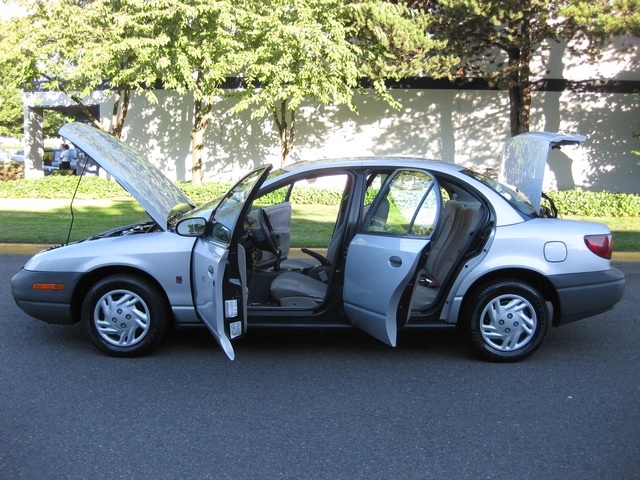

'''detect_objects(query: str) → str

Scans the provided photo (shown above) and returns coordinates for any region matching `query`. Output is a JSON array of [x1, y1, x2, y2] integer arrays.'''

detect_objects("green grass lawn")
[[0, 199, 341, 247], [1, 199, 638, 251], [0, 200, 150, 244], [567, 215, 640, 252]]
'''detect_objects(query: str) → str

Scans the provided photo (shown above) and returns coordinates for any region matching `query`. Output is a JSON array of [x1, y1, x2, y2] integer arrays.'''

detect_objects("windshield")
[[464, 169, 537, 217], [181, 168, 268, 245], [179, 193, 226, 224], [212, 169, 268, 244]]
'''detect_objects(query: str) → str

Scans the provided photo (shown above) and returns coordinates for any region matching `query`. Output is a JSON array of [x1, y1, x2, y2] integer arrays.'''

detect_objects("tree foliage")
[[0, 86, 23, 138], [150, 0, 244, 184], [0, 15, 24, 138], [1, 0, 168, 138], [232, 0, 457, 165], [4, 0, 636, 176]]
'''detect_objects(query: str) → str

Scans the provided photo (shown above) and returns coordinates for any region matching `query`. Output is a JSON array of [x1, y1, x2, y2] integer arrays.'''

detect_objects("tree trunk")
[[507, 50, 532, 136], [190, 126, 204, 185], [42, 69, 132, 139], [111, 86, 130, 139], [507, 21, 533, 137], [273, 100, 295, 167], [191, 99, 212, 185]]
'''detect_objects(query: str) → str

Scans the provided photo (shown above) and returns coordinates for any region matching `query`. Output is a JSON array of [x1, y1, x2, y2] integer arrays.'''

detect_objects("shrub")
[[0, 161, 24, 181], [1, 176, 638, 217], [49, 169, 75, 176], [176, 181, 231, 204], [0, 176, 131, 199], [549, 190, 640, 217]]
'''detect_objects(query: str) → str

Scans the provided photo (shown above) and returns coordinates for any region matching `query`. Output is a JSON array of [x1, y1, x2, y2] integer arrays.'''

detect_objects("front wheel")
[[82, 274, 170, 357], [463, 280, 550, 362]]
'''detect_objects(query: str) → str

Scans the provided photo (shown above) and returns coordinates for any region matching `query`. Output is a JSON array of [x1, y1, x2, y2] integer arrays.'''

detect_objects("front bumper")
[[11, 269, 83, 325], [550, 267, 625, 326]]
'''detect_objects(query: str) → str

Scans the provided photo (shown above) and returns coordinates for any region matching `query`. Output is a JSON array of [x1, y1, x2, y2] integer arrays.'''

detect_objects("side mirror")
[[176, 217, 207, 237]]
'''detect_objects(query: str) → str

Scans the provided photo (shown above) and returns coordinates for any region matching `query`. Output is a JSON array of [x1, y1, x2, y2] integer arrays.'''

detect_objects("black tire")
[[463, 280, 550, 362], [82, 274, 170, 357]]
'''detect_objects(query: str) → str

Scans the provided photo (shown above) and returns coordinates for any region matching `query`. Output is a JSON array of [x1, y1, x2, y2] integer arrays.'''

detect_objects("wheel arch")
[[70, 266, 172, 324], [460, 268, 560, 326]]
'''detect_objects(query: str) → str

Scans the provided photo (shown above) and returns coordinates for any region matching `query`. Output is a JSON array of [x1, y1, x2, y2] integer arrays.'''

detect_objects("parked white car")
[[11, 123, 625, 362]]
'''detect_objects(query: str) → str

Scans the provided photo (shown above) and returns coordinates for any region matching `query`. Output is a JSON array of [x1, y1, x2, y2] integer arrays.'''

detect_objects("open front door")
[[343, 170, 440, 346], [190, 166, 271, 360], [192, 242, 248, 360]]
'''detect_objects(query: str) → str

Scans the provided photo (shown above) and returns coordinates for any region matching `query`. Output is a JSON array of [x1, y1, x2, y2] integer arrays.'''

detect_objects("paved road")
[[1, 254, 639, 480]]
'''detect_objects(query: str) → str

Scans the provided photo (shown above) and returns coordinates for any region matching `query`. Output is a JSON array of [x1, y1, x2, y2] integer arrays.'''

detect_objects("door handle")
[[389, 256, 402, 268]]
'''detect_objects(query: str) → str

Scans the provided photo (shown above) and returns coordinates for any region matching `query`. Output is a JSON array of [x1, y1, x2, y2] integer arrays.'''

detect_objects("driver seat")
[[270, 272, 327, 307]]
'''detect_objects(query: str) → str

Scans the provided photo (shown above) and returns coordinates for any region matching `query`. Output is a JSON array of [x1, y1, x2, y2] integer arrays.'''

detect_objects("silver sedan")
[[11, 123, 625, 362]]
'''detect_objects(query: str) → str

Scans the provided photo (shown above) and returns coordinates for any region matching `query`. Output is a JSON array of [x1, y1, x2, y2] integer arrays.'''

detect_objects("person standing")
[[59, 143, 72, 170]]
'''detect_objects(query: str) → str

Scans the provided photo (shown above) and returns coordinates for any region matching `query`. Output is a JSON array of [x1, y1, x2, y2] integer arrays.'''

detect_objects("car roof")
[[267, 157, 465, 180]]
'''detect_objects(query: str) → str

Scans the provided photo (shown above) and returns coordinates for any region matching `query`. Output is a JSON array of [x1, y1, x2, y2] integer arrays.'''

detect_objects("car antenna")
[[64, 156, 89, 246]]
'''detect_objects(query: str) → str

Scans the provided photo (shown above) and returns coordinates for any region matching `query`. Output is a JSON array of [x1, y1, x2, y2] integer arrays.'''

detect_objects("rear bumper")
[[11, 269, 82, 325], [550, 267, 625, 326]]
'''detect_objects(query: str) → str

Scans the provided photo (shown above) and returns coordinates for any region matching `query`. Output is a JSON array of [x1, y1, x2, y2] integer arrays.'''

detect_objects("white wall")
[[24, 39, 640, 193], [111, 85, 638, 194]]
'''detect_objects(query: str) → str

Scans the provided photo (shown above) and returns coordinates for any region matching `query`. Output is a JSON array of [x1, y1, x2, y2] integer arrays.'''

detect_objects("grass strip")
[[0, 199, 638, 251]]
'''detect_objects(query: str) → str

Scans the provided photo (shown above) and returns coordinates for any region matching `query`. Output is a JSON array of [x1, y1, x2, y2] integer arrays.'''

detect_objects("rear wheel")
[[82, 274, 170, 357], [464, 280, 549, 362]]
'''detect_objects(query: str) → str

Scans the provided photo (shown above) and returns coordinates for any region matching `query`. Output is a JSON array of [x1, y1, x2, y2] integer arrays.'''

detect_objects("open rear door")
[[343, 237, 430, 346], [343, 170, 440, 346], [190, 166, 271, 360]]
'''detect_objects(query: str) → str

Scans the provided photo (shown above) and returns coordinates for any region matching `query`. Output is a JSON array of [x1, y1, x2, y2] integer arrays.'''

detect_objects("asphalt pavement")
[[1, 253, 639, 480]]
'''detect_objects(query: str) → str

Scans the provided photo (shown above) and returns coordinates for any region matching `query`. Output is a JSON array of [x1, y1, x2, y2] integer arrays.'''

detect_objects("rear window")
[[463, 169, 537, 218]]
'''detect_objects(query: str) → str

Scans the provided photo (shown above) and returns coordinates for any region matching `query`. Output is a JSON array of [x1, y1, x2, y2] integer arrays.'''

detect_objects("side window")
[[366, 170, 438, 237], [252, 174, 349, 248], [288, 175, 348, 247], [252, 185, 289, 209]]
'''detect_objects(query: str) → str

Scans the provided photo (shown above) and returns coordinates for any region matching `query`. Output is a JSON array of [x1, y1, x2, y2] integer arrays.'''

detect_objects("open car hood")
[[499, 132, 586, 212], [59, 123, 194, 230]]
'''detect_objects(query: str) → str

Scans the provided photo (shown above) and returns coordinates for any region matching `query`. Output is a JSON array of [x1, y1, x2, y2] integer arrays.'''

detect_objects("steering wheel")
[[257, 208, 280, 255]]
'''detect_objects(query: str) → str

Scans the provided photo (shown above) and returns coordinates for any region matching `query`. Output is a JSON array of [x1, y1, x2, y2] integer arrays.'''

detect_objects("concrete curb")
[[1, 244, 51, 255]]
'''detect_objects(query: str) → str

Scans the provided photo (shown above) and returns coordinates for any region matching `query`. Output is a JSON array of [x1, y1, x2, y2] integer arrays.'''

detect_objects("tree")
[[0, 83, 66, 139], [2, 0, 166, 138], [152, 0, 244, 185], [417, 0, 640, 136], [232, 0, 456, 166], [0, 86, 23, 138], [0, 15, 24, 138]]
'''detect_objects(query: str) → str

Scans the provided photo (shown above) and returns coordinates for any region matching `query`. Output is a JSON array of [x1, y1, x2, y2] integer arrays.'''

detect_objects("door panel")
[[343, 236, 429, 346], [192, 241, 248, 360], [191, 239, 233, 359]]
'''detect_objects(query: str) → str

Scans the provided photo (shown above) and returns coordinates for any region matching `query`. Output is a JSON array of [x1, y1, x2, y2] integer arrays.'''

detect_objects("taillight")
[[584, 234, 612, 259]]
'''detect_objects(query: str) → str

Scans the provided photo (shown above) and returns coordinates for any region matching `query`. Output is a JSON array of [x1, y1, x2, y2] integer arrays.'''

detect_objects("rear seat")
[[411, 199, 483, 309]]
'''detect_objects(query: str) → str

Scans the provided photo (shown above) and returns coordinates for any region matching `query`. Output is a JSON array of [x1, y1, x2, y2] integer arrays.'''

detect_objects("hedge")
[[0, 176, 638, 217], [549, 190, 640, 217]]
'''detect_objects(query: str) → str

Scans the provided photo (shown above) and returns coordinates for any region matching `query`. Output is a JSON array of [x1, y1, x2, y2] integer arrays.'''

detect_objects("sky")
[[0, 1, 27, 20]]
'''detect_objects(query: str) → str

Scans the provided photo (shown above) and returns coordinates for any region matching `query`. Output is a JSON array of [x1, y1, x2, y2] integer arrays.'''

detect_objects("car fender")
[[23, 232, 197, 308], [444, 219, 613, 323]]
